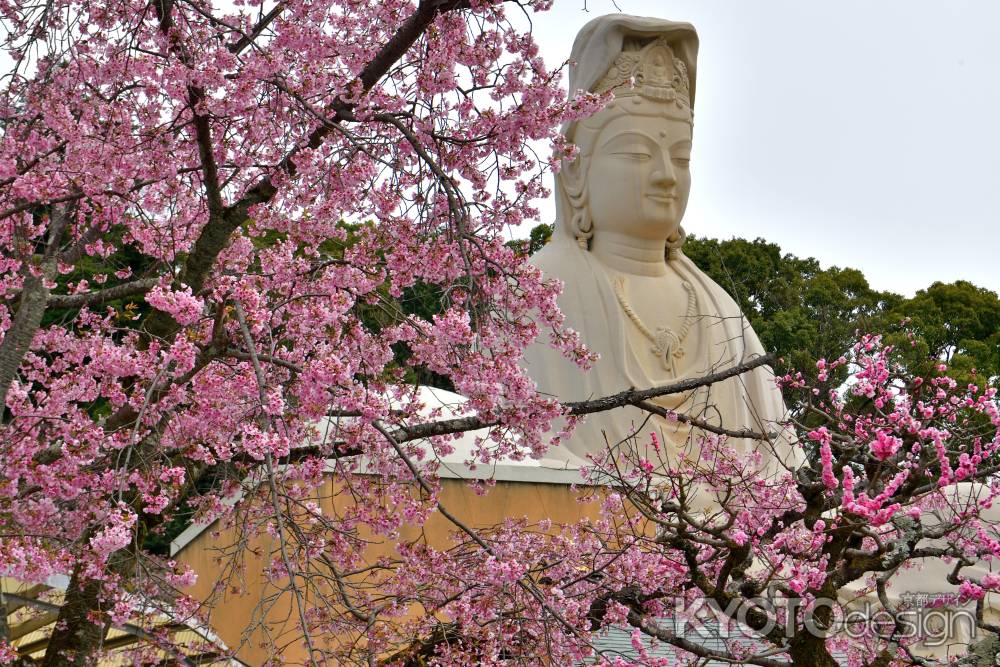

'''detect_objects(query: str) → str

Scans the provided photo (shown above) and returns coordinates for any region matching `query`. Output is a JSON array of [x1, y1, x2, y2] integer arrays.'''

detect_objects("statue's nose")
[[650, 158, 676, 187]]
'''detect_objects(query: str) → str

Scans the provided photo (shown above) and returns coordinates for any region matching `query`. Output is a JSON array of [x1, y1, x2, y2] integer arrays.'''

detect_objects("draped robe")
[[523, 236, 801, 474]]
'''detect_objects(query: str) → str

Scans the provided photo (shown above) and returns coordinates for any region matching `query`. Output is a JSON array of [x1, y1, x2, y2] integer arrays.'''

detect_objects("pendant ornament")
[[613, 275, 697, 375]]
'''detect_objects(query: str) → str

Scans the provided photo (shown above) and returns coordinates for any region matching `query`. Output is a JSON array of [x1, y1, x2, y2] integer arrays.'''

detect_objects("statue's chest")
[[612, 272, 703, 380]]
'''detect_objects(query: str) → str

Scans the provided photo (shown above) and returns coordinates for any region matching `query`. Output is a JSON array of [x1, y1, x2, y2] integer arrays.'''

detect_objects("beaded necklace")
[[613, 274, 697, 376]]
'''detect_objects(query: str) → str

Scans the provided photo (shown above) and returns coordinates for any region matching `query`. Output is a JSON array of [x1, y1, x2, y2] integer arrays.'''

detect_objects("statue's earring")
[[572, 209, 593, 251], [666, 225, 687, 260]]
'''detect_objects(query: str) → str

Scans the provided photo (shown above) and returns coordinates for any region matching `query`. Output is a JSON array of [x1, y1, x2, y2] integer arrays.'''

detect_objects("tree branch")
[[227, 2, 285, 54], [47, 278, 159, 309], [627, 611, 789, 667], [141, 0, 470, 352], [388, 355, 776, 442], [635, 399, 772, 440]]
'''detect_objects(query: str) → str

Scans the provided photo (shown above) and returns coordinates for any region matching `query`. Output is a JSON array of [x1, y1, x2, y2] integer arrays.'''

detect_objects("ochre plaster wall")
[[175, 478, 599, 665]]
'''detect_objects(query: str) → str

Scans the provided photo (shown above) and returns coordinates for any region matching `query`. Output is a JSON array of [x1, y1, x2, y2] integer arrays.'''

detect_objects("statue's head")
[[556, 16, 699, 254]]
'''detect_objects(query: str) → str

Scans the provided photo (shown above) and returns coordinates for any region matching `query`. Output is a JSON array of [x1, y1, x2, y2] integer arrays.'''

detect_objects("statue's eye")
[[672, 156, 691, 167], [612, 151, 652, 161]]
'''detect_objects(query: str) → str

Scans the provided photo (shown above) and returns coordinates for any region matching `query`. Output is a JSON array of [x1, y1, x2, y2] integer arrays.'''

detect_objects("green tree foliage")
[[883, 280, 1000, 389], [680, 236, 901, 387]]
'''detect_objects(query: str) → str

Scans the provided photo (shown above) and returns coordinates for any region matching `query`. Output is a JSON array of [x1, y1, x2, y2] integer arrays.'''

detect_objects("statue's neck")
[[590, 231, 668, 277]]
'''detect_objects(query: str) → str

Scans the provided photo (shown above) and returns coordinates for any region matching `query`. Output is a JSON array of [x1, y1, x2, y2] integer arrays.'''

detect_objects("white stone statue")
[[523, 15, 798, 472]]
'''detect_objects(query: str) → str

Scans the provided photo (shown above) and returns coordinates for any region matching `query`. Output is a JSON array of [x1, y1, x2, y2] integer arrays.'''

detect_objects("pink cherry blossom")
[[0, 3, 997, 665]]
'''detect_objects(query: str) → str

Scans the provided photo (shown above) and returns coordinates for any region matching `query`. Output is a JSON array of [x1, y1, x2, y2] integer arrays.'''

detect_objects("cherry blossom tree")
[[1, 2, 999, 667], [0, 0, 602, 663]]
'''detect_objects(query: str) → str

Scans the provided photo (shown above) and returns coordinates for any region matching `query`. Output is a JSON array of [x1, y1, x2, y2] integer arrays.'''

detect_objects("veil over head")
[[566, 15, 699, 111], [555, 15, 698, 243]]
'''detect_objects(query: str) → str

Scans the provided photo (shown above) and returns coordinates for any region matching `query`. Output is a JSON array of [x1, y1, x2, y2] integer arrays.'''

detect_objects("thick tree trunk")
[[0, 270, 52, 413], [0, 205, 67, 413], [38, 566, 107, 667], [40, 551, 133, 667], [787, 634, 840, 667]]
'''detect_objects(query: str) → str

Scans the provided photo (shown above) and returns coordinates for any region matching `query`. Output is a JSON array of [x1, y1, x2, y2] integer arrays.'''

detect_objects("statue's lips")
[[645, 193, 677, 203]]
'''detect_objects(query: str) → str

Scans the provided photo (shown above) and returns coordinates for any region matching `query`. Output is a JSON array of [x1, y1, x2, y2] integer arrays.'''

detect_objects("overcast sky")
[[525, 0, 1000, 297]]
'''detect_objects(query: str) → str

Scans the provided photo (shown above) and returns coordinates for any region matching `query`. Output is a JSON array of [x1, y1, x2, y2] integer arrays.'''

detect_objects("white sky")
[[527, 0, 1000, 297]]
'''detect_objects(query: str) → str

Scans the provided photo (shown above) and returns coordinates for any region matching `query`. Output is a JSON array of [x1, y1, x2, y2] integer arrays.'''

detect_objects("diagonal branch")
[[387, 355, 776, 442], [634, 399, 772, 440], [234, 0, 472, 211], [227, 2, 285, 54], [233, 301, 322, 667], [371, 420, 592, 646], [627, 611, 789, 667]]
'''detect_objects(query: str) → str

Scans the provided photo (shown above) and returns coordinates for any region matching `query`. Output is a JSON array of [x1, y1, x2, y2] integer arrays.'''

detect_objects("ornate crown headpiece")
[[592, 36, 691, 111]]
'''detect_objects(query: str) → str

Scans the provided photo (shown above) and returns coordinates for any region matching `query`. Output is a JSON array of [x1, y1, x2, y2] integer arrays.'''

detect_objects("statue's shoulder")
[[527, 241, 584, 282], [676, 253, 741, 309]]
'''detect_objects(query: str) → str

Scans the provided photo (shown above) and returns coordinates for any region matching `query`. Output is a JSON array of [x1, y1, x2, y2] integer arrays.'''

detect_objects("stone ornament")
[[612, 274, 696, 375], [592, 35, 692, 110]]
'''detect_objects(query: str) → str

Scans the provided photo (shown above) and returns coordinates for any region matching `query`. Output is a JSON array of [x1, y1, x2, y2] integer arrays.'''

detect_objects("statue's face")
[[581, 107, 692, 241]]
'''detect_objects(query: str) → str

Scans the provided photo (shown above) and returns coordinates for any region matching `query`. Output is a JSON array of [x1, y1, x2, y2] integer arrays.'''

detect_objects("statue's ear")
[[560, 151, 592, 249], [561, 153, 586, 200]]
